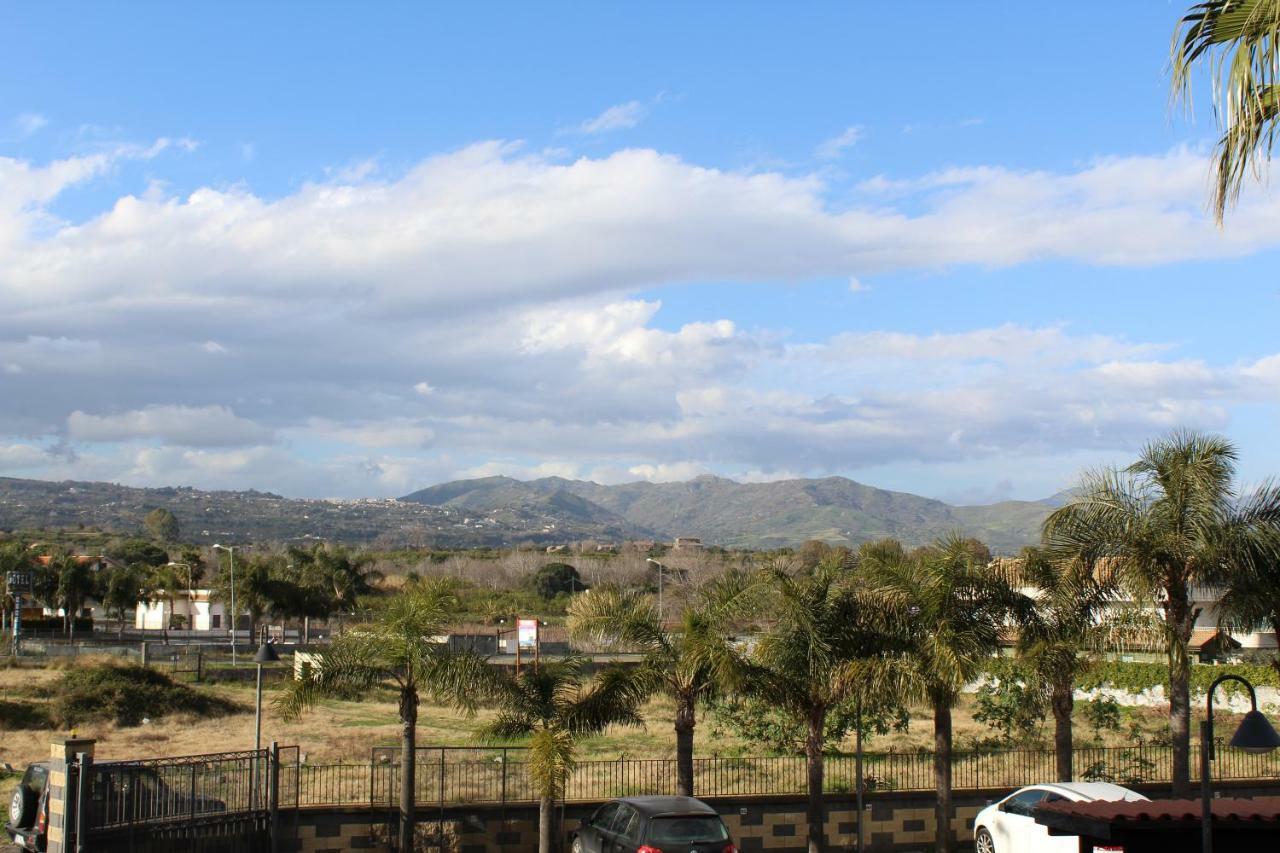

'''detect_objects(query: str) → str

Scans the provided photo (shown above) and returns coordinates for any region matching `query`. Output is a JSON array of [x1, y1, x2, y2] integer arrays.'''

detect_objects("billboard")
[[517, 618, 539, 651]]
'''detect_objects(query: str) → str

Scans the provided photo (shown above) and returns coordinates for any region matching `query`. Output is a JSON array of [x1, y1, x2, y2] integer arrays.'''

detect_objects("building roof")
[[1037, 796, 1280, 827]]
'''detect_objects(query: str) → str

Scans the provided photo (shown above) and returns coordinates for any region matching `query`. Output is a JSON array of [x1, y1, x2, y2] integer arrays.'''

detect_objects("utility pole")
[[212, 545, 239, 664]]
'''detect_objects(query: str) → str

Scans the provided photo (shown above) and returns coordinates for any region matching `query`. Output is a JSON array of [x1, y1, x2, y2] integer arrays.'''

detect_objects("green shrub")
[[1074, 661, 1280, 697], [0, 699, 52, 730], [51, 663, 241, 727], [1081, 697, 1122, 741], [973, 660, 1046, 746]]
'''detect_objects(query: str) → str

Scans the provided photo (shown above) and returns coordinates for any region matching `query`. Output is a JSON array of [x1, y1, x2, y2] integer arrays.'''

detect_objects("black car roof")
[[615, 796, 718, 817]]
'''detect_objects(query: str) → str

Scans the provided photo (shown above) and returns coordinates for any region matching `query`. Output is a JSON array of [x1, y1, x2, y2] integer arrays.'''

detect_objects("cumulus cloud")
[[67, 405, 273, 448], [4, 141, 1280, 497]]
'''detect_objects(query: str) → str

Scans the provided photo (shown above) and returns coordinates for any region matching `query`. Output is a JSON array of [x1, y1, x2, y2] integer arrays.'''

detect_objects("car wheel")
[[9, 787, 32, 827], [974, 826, 996, 853]]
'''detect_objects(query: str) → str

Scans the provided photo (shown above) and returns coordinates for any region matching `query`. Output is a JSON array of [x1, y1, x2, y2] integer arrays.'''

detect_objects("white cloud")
[[67, 405, 273, 448], [578, 100, 646, 134], [0, 443, 47, 469], [848, 276, 868, 293], [4, 142, 1280, 497], [815, 125, 864, 160], [14, 113, 48, 137]]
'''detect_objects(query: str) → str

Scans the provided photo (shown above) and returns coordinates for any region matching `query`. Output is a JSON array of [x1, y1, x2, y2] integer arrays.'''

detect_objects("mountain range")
[[0, 473, 1063, 553]]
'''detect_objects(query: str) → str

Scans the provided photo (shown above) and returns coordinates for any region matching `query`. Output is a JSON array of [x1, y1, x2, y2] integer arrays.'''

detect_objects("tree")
[[211, 553, 281, 644], [143, 507, 180, 542], [276, 580, 489, 853], [566, 570, 751, 796], [313, 546, 383, 626], [527, 562, 584, 600], [53, 554, 96, 641], [101, 563, 145, 639], [864, 536, 1024, 853], [1172, 0, 1280, 223], [736, 559, 907, 853], [1217, 547, 1280, 674], [477, 657, 644, 853], [145, 562, 186, 642], [105, 538, 170, 568], [1043, 430, 1280, 796], [1015, 546, 1118, 781]]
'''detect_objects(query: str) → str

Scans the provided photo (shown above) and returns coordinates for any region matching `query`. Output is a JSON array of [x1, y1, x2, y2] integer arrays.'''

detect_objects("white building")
[[134, 589, 227, 632]]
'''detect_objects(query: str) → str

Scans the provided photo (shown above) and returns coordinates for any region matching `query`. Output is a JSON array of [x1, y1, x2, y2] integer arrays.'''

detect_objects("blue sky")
[[2, 1, 1279, 504]]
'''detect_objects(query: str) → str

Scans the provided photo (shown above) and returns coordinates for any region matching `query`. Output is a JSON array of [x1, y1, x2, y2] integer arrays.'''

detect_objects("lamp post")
[[253, 641, 280, 752], [1200, 673, 1280, 853], [212, 544, 238, 664], [646, 558, 664, 623]]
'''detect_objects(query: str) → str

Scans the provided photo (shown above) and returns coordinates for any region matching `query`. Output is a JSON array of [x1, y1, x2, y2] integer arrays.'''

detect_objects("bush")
[[1074, 661, 1280, 696], [525, 563, 585, 600], [1081, 697, 1122, 741], [709, 695, 908, 755], [973, 661, 1046, 746], [51, 663, 241, 727]]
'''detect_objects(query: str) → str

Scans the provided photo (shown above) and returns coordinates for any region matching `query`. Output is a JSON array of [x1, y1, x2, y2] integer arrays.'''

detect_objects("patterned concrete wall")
[[286, 779, 1280, 853]]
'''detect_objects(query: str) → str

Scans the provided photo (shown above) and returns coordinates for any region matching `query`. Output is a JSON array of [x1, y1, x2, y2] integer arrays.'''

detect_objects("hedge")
[[1074, 661, 1280, 697]]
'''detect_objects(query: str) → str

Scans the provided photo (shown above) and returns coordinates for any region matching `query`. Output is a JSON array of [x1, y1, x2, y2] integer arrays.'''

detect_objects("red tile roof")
[[1038, 796, 1280, 825]]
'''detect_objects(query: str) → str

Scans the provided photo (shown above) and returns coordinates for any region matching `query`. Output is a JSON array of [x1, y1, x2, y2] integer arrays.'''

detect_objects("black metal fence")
[[287, 741, 1280, 808], [80, 745, 300, 852]]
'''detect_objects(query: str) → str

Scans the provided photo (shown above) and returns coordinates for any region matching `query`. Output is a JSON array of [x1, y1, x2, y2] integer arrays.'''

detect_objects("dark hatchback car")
[[572, 795, 738, 853]]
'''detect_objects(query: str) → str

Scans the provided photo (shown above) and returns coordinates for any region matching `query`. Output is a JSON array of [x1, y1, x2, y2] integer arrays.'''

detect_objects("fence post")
[[196, 649, 203, 682], [45, 735, 95, 853], [140, 641, 148, 666], [73, 751, 91, 853], [270, 741, 280, 853]]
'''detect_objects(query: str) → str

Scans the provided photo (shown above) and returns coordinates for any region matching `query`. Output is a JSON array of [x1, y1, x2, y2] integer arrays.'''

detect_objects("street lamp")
[[253, 641, 280, 752], [646, 558, 665, 622], [1200, 673, 1280, 853], [212, 544, 238, 665]]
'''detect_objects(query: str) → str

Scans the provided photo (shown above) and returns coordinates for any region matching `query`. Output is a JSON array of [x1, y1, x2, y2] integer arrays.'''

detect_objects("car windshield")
[[648, 815, 729, 843]]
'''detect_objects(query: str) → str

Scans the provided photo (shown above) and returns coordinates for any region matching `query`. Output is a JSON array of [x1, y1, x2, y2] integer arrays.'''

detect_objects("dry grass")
[[0, 657, 1179, 770]]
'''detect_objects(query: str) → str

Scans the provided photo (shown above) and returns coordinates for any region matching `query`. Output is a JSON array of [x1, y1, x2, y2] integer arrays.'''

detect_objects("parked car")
[[571, 795, 738, 853], [6, 762, 50, 852], [973, 781, 1149, 853]]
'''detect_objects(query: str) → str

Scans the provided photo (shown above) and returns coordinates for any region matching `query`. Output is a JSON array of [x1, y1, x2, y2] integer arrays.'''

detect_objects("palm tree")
[[1043, 430, 1280, 796], [276, 580, 489, 853], [1013, 547, 1118, 781], [145, 562, 185, 642], [566, 570, 750, 796], [864, 536, 1024, 853], [53, 555, 95, 641], [735, 559, 905, 853], [100, 563, 145, 639], [478, 657, 645, 853], [212, 553, 279, 644], [1217, 522, 1280, 672], [1171, 0, 1280, 223]]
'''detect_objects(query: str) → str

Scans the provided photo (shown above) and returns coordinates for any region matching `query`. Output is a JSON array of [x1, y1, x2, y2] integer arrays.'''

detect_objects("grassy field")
[[0, 657, 1188, 770]]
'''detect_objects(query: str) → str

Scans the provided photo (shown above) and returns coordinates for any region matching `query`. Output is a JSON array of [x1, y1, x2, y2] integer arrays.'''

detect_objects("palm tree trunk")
[[1052, 679, 1074, 782], [1166, 596, 1196, 797], [805, 706, 826, 853], [398, 687, 418, 853], [933, 702, 953, 853], [674, 693, 696, 797], [538, 794, 555, 853]]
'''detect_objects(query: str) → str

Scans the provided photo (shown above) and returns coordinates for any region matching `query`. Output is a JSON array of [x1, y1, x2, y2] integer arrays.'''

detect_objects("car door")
[[606, 804, 640, 853], [581, 803, 620, 853], [994, 789, 1049, 852], [1034, 793, 1077, 853]]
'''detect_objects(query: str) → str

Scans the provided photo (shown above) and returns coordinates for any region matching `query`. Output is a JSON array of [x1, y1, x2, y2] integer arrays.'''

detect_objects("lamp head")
[[253, 642, 280, 664], [1229, 709, 1280, 754]]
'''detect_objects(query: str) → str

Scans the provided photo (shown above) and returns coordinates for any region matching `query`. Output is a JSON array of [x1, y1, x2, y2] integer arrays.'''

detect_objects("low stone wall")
[[282, 780, 1280, 853]]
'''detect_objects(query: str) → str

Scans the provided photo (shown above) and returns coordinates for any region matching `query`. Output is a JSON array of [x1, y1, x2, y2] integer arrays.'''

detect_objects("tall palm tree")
[[1043, 430, 1280, 795], [145, 562, 186, 642], [1013, 547, 1118, 781], [864, 536, 1024, 853], [276, 580, 489, 853], [566, 570, 750, 796], [1172, 1, 1280, 223], [736, 559, 906, 853], [1216, 516, 1280, 671], [477, 657, 645, 853], [54, 555, 96, 641]]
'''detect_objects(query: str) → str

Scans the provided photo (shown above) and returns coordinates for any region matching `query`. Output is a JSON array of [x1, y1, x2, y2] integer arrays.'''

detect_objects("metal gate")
[[76, 744, 298, 852]]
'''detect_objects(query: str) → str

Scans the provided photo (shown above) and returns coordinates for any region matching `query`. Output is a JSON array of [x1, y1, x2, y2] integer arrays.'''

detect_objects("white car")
[[973, 782, 1149, 853]]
